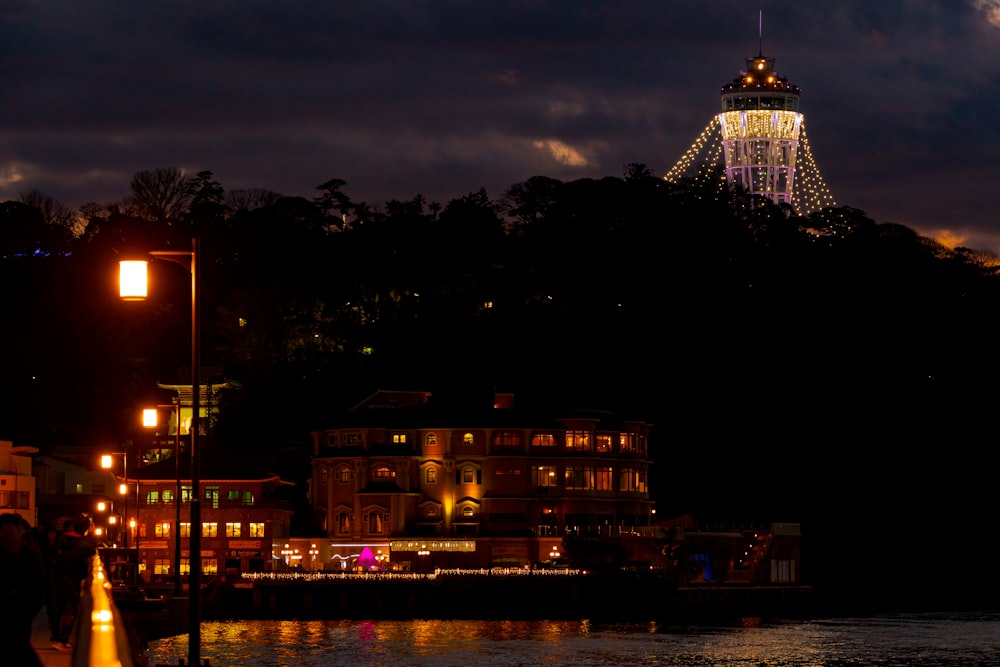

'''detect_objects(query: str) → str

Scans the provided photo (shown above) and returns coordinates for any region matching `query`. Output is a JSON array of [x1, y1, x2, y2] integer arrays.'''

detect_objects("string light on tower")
[[664, 13, 836, 216]]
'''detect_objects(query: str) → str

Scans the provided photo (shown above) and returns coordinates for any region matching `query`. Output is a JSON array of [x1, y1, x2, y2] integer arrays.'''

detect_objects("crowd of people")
[[0, 512, 98, 664]]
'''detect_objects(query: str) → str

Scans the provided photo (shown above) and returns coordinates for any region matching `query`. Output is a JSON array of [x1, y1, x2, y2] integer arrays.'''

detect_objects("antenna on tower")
[[758, 9, 763, 56]]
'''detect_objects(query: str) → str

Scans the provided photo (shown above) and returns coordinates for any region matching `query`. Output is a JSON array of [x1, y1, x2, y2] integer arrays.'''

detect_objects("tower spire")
[[758, 10, 763, 56]]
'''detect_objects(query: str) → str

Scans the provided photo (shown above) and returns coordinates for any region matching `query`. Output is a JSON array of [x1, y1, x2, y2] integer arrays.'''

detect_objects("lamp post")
[[120, 238, 201, 666], [100, 452, 129, 548], [143, 403, 184, 596]]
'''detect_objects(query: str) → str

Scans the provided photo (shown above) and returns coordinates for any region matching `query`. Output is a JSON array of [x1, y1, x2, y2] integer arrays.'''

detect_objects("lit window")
[[426, 433, 437, 445], [535, 466, 557, 487], [596, 467, 613, 491], [531, 433, 556, 447], [145, 490, 160, 504], [226, 522, 242, 538], [620, 468, 648, 493], [337, 512, 352, 534], [202, 558, 218, 575], [463, 433, 475, 446], [180, 523, 191, 538], [595, 434, 613, 453], [371, 465, 394, 479], [154, 522, 171, 538], [425, 467, 437, 484], [153, 559, 170, 576], [462, 506, 475, 518], [565, 466, 594, 490], [492, 432, 522, 449], [249, 522, 265, 538], [162, 489, 174, 503], [565, 431, 591, 451], [620, 433, 637, 453], [242, 490, 254, 505], [338, 467, 352, 484], [424, 506, 438, 518], [368, 512, 385, 534], [202, 522, 218, 538], [392, 433, 407, 444]]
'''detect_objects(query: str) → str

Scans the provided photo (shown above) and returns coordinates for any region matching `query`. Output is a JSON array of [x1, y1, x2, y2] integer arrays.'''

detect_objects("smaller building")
[[0, 439, 38, 525], [118, 445, 295, 585]]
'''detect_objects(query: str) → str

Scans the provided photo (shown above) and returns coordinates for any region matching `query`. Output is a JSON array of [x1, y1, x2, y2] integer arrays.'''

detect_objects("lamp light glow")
[[119, 260, 149, 300]]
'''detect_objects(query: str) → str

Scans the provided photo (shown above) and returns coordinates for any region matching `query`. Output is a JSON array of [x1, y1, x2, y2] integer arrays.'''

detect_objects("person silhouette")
[[51, 514, 97, 650], [0, 513, 46, 667]]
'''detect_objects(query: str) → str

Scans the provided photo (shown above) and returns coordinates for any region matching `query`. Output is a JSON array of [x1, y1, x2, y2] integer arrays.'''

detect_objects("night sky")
[[3, 1, 1000, 251]]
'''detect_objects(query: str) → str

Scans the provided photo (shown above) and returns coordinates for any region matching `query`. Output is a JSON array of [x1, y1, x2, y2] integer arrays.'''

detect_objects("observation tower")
[[665, 30, 835, 214], [718, 52, 801, 206]]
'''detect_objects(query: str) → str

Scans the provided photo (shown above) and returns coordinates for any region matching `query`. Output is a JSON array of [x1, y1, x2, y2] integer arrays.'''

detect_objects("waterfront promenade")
[[31, 609, 71, 667]]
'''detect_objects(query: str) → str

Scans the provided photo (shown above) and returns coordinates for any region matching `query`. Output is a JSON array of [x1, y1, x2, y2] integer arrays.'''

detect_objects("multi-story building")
[[129, 445, 295, 584], [309, 390, 656, 571]]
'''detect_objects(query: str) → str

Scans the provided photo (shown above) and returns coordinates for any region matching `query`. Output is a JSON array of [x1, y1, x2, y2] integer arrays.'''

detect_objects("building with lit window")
[[309, 390, 656, 571], [125, 444, 295, 584]]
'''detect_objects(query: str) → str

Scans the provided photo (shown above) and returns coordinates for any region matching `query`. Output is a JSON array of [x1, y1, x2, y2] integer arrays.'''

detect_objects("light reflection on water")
[[146, 612, 1000, 666]]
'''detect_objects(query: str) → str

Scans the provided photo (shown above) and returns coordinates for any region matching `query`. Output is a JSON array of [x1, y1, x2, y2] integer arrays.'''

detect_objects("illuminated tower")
[[718, 51, 801, 206], [665, 35, 835, 214]]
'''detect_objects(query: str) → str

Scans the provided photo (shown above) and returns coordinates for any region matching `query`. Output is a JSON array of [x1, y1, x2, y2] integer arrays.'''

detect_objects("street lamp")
[[142, 403, 184, 596], [100, 452, 130, 548], [120, 238, 202, 666]]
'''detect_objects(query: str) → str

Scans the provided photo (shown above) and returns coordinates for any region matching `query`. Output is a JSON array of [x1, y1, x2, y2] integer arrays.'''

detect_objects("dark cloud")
[[2, 1, 999, 250]]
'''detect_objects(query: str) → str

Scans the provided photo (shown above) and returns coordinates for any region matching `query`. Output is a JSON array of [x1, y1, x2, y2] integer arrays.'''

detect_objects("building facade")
[[1, 439, 37, 525], [128, 446, 295, 585], [309, 390, 656, 571]]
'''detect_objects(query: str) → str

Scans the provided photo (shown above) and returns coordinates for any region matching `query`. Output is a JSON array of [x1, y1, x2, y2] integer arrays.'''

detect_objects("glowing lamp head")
[[101, 454, 113, 469], [119, 260, 149, 300], [142, 408, 158, 429], [96, 501, 107, 512], [118, 483, 127, 496]]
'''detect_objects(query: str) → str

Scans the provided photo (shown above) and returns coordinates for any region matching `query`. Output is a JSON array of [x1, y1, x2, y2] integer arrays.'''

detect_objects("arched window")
[[371, 464, 394, 479], [463, 432, 475, 446], [425, 467, 437, 484], [462, 506, 475, 518], [425, 433, 437, 445]]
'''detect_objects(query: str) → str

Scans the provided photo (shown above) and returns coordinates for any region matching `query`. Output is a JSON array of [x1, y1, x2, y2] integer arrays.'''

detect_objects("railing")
[[69, 554, 137, 667], [533, 524, 661, 538]]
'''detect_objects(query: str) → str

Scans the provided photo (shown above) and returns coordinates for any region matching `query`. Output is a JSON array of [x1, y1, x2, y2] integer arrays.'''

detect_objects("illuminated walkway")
[[31, 609, 72, 667]]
